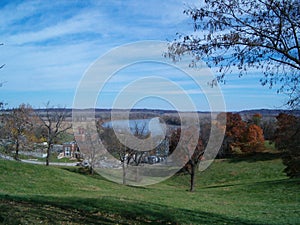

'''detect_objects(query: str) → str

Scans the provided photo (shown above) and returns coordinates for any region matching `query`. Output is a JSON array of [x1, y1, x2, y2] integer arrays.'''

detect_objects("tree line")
[[0, 103, 299, 190], [169, 112, 299, 191], [0, 103, 71, 165], [96, 111, 299, 191]]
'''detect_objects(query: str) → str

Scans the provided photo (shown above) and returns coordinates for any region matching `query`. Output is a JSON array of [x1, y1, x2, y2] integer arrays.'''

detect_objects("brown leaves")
[[220, 112, 265, 154], [274, 112, 300, 177]]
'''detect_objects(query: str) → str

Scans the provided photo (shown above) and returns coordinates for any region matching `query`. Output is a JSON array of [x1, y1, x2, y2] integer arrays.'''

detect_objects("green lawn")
[[0, 153, 299, 224]]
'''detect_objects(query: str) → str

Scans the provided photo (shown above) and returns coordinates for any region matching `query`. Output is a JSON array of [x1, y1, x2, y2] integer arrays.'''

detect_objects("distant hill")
[[2, 108, 299, 120], [238, 109, 300, 118], [74, 108, 300, 118]]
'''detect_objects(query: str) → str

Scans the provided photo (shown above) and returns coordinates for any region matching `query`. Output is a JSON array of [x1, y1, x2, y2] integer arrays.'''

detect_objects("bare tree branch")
[[37, 102, 72, 166], [167, 0, 300, 108]]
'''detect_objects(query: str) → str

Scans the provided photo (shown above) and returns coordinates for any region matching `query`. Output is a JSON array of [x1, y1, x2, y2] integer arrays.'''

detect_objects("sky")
[[0, 0, 288, 111]]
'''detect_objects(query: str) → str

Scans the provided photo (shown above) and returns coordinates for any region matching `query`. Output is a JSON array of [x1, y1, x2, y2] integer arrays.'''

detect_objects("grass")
[[0, 153, 299, 224], [264, 140, 276, 150]]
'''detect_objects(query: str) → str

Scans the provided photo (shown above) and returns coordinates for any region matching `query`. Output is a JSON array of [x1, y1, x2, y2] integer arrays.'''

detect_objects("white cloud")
[[0, 1, 42, 29], [0, 0, 286, 110], [7, 11, 102, 45]]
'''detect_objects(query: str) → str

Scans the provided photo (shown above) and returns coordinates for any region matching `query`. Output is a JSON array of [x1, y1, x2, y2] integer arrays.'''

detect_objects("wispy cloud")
[[0, 0, 286, 110]]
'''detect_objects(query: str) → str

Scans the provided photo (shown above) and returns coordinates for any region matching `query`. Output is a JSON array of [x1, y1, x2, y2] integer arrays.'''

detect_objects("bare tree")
[[81, 124, 102, 175], [126, 121, 149, 166], [100, 126, 128, 184], [37, 102, 71, 166], [167, 0, 300, 108], [4, 104, 33, 160], [169, 126, 204, 192], [0, 42, 5, 108], [119, 134, 128, 185], [100, 121, 151, 184]]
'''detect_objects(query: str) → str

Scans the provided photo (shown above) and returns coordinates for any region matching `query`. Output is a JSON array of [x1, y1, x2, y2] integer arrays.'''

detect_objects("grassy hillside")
[[0, 154, 299, 224]]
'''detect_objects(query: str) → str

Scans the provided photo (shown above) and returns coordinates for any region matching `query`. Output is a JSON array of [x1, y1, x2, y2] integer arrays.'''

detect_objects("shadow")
[[251, 177, 300, 187], [228, 152, 282, 163], [203, 178, 300, 190], [0, 194, 261, 225], [0, 195, 116, 225], [60, 167, 148, 189], [60, 166, 114, 182]]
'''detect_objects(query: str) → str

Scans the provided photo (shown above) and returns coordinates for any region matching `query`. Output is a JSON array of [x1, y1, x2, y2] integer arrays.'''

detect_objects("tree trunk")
[[122, 161, 126, 185], [89, 166, 94, 175], [14, 139, 19, 161], [46, 144, 51, 166], [89, 159, 94, 175], [190, 162, 196, 192], [135, 166, 141, 182]]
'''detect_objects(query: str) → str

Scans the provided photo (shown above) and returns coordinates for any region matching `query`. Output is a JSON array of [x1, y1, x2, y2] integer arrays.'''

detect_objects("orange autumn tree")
[[217, 112, 265, 155], [242, 124, 265, 152], [243, 113, 265, 152]]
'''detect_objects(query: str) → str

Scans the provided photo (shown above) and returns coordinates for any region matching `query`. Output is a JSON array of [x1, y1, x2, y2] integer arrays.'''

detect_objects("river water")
[[102, 117, 167, 137]]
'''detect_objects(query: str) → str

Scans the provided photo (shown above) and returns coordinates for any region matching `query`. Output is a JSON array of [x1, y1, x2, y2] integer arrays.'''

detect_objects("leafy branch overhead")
[[167, 0, 300, 107]]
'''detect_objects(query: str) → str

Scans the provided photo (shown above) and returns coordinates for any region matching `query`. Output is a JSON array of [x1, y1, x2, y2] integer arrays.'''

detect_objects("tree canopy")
[[274, 113, 300, 178], [216, 112, 265, 155], [4, 104, 34, 160], [167, 0, 300, 108]]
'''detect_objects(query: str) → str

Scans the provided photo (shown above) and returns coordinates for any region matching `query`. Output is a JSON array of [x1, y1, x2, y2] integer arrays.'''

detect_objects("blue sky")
[[0, 0, 288, 111]]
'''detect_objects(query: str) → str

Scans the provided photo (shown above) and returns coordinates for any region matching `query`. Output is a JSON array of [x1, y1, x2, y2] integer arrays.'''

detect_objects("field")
[[0, 153, 299, 224]]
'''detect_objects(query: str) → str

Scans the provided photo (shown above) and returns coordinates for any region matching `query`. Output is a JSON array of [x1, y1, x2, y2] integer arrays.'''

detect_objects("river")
[[102, 117, 167, 137]]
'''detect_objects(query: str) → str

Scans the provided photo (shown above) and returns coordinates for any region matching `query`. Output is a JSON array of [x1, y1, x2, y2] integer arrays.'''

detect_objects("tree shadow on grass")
[[0, 197, 116, 225], [202, 177, 300, 190], [228, 152, 282, 163], [60, 166, 148, 190], [61, 166, 104, 179], [0, 194, 261, 225]]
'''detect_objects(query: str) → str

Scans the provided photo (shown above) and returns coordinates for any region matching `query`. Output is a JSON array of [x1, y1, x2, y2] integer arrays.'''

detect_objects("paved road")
[[0, 154, 77, 167], [21, 159, 78, 166], [0, 154, 14, 160]]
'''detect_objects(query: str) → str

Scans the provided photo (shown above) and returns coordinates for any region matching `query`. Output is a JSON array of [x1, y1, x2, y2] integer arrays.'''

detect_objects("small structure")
[[51, 144, 63, 152], [62, 141, 80, 159]]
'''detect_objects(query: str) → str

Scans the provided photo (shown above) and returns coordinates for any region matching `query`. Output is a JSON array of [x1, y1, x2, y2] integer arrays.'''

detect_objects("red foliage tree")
[[217, 112, 265, 155], [274, 113, 300, 178], [217, 113, 246, 155], [274, 113, 297, 149]]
